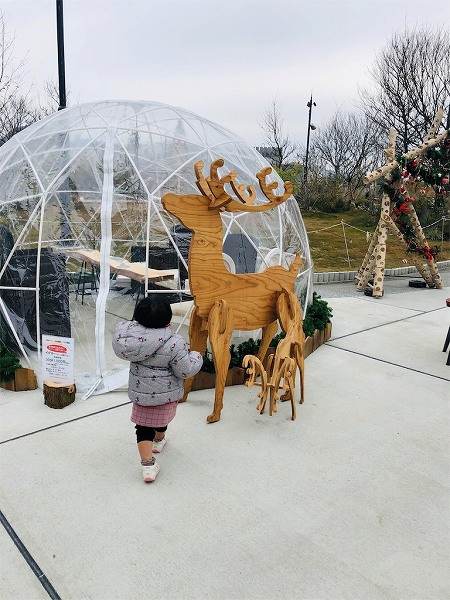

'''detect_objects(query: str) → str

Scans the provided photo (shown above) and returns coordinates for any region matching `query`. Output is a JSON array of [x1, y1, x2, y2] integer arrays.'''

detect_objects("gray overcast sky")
[[3, 0, 449, 146]]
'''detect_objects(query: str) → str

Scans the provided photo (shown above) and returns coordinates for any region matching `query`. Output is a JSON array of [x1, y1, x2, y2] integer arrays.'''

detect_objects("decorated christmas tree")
[[356, 109, 447, 297], [383, 135, 449, 261]]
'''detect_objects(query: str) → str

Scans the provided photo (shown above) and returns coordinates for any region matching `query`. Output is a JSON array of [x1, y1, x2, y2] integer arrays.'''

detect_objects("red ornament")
[[402, 170, 409, 178], [442, 177, 449, 184], [400, 203, 409, 213], [400, 185, 407, 194]]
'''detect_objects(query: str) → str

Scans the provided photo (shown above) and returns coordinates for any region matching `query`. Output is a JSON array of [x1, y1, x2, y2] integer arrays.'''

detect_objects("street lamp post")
[[56, 0, 71, 244], [304, 95, 316, 184], [56, 0, 66, 110]]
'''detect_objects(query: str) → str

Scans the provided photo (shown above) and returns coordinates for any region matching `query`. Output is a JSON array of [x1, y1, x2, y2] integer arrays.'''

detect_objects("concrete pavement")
[[1, 282, 449, 600]]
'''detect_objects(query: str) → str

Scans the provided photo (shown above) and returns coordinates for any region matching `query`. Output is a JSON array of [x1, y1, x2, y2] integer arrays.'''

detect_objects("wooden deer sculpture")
[[161, 159, 303, 422]]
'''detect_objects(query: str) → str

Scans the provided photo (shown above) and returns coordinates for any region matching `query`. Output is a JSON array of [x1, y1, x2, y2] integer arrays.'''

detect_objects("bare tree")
[[0, 13, 37, 144], [39, 80, 64, 114], [0, 13, 27, 142], [360, 27, 450, 153], [0, 13, 25, 106], [0, 14, 62, 145], [0, 95, 43, 143], [260, 99, 297, 169], [311, 110, 382, 206]]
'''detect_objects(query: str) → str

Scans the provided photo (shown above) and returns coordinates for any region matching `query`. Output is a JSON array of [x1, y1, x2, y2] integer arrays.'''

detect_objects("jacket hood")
[[112, 321, 173, 363]]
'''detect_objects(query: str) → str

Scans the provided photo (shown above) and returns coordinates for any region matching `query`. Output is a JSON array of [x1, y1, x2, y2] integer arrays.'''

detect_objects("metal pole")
[[56, 0, 70, 242], [56, 0, 66, 110], [304, 95, 316, 183]]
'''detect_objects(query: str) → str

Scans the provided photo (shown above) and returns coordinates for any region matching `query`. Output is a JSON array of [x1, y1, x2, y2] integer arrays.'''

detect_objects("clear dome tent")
[[0, 100, 312, 397]]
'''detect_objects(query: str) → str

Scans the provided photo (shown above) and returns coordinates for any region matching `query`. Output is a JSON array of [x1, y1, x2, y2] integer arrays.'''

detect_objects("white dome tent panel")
[[0, 100, 312, 397]]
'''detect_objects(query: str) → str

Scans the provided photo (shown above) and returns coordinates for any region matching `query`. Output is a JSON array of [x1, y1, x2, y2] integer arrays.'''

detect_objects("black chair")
[[223, 233, 258, 274], [443, 326, 450, 365], [443, 298, 450, 366], [131, 235, 192, 305], [74, 261, 99, 305]]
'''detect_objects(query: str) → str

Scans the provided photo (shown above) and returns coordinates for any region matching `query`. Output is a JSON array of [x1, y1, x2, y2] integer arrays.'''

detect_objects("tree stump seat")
[[43, 381, 76, 409]]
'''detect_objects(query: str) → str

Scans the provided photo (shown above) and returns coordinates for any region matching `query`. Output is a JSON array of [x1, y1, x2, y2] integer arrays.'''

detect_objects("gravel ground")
[[315, 263, 450, 298]]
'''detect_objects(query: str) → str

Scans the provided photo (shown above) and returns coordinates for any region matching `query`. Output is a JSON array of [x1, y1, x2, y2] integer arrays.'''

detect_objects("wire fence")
[[306, 216, 450, 270]]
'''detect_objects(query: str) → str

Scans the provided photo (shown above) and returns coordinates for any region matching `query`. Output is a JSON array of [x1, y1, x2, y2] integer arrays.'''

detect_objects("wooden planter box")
[[0, 368, 38, 392], [192, 366, 246, 391], [303, 322, 332, 359]]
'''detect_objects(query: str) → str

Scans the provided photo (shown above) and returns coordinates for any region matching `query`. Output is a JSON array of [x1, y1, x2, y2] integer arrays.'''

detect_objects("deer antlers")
[[194, 159, 293, 212]]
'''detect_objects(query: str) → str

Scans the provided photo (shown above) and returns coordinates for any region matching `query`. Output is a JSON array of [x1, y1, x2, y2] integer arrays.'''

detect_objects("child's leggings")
[[135, 424, 167, 442]]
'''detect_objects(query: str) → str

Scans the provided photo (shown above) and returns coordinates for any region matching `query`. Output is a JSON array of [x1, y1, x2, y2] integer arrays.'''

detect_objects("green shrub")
[[270, 331, 286, 347], [0, 347, 22, 382], [201, 338, 261, 373], [230, 338, 260, 367], [200, 351, 216, 373], [302, 292, 333, 337]]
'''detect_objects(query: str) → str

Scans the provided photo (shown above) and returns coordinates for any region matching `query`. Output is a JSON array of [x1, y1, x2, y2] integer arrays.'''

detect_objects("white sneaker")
[[153, 437, 167, 454], [142, 462, 160, 483]]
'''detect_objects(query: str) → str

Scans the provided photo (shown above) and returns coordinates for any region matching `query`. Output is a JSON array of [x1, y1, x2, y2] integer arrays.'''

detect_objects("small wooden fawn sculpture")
[[162, 159, 302, 422], [243, 287, 305, 421]]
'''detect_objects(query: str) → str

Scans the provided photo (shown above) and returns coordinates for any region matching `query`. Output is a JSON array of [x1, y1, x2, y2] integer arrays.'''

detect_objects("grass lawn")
[[302, 209, 450, 272]]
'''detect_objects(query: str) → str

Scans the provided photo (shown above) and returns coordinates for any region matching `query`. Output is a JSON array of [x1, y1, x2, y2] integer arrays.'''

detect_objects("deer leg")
[[280, 361, 296, 403], [242, 355, 269, 415], [285, 358, 297, 421], [276, 290, 302, 404], [294, 343, 305, 405], [207, 300, 233, 423], [257, 320, 278, 363], [268, 354, 283, 416], [181, 306, 208, 403]]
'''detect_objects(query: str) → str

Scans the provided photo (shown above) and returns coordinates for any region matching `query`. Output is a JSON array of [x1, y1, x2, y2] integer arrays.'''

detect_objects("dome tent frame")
[[0, 100, 312, 397]]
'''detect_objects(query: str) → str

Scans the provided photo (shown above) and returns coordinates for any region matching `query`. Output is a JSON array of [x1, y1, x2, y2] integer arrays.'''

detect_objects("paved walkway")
[[1, 283, 449, 600]]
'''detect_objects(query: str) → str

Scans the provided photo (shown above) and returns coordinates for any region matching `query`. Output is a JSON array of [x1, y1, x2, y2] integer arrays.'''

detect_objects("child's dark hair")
[[133, 295, 172, 329]]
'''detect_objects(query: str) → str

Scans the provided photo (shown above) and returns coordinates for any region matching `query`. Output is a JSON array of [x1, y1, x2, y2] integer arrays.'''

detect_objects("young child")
[[112, 296, 203, 483]]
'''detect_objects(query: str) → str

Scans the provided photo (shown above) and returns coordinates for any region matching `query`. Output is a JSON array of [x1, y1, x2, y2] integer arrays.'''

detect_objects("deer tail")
[[289, 253, 302, 275]]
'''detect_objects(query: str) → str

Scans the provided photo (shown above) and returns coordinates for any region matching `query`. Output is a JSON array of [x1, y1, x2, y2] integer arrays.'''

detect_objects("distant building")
[[255, 146, 278, 165]]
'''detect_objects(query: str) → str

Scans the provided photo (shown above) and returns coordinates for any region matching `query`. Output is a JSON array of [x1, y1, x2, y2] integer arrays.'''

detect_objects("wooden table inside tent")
[[60, 248, 176, 285]]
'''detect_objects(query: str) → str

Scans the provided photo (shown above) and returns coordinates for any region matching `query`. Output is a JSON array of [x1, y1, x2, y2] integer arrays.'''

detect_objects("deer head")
[[194, 159, 293, 212]]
